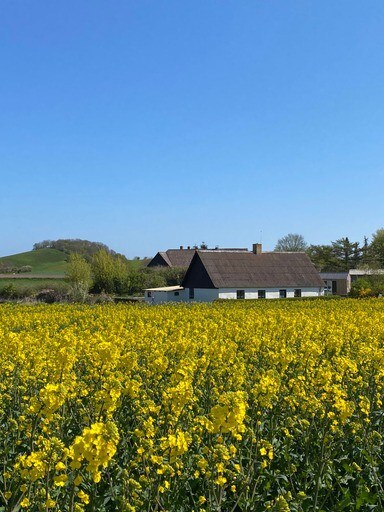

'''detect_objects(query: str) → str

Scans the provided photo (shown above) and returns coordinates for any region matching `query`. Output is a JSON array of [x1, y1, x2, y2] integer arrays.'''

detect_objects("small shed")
[[144, 286, 185, 304], [320, 269, 384, 296], [320, 272, 349, 295]]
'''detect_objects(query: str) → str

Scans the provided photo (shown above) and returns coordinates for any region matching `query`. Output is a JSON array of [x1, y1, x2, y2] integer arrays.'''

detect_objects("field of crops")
[[1, 299, 384, 511]]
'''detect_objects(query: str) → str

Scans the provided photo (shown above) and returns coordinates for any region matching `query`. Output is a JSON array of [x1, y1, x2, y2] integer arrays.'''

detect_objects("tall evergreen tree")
[[331, 237, 362, 271], [306, 244, 340, 272]]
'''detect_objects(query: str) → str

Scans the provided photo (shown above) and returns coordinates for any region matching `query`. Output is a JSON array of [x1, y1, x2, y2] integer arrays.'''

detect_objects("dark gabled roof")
[[158, 252, 173, 266], [164, 249, 197, 267], [182, 251, 324, 288], [147, 247, 249, 268], [147, 249, 196, 268]]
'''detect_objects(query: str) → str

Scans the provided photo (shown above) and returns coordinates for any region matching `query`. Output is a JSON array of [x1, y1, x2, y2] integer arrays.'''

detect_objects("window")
[[189, 288, 194, 299], [294, 289, 302, 298], [258, 290, 266, 299], [279, 289, 287, 299], [237, 290, 245, 299], [174, 291, 179, 296], [147, 291, 152, 298]]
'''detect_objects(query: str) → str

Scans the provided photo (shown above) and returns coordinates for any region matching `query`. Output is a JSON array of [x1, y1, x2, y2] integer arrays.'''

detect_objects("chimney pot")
[[187, 246, 191, 249], [180, 245, 183, 250], [253, 243, 262, 254]]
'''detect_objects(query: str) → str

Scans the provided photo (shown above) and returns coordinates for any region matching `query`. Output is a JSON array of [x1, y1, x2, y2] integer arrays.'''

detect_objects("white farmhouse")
[[144, 244, 324, 303]]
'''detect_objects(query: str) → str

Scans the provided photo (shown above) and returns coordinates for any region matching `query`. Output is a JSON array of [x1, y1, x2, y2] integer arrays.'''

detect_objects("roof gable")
[[147, 251, 173, 267], [182, 252, 215, 288]]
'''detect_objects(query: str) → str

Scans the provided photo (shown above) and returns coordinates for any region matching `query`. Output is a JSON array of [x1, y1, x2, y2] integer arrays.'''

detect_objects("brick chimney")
[[252, 243, 262, 254]]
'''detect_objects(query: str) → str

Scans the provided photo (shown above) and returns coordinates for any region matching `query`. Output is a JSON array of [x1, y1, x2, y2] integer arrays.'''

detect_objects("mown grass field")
[[0, 249, 68, 275], [1, 299, 384, 511]]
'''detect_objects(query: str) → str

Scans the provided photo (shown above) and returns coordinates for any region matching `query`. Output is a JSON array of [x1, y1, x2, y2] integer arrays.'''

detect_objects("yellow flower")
[[55, 461, 66, 471], [54, 474, 68, 486], [77, 490, 90, 504], [74, 475, 83, 486], [215, 476, 227, 486]]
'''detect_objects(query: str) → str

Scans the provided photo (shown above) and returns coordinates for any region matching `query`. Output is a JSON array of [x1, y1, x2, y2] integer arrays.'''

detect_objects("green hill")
[[0, 249, 68, 276]]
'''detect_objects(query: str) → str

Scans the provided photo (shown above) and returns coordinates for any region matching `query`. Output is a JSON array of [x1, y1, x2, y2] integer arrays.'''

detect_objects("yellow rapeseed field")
[[1, 299, 384, 511]]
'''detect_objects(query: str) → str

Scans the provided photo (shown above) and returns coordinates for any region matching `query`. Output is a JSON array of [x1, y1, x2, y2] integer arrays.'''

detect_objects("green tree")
[[369, 228, 384, 267], [331, 237, 362, 271], [91, 250, 129, 294], [306, 244, 340, 272], [162, 266, 187, 286], [274, 233, 308, 252], [66, 253, 92, 301], [359, 236, 371, 267], [136, 268, 167, 293]]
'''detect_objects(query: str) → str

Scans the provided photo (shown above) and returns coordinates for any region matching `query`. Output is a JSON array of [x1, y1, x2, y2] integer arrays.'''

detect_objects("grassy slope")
[[0, 249, 150, 278], [0, 249, 68, 275], [129, 258, 151, 270]]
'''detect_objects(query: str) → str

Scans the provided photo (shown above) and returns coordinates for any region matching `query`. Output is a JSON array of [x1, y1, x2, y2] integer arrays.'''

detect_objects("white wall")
[[145, 290, 167, 305], [145, 289, 187, 304], [191, 288, 219, 302], [218, 287, 323, 299], [146, 287, 324, 304], [301, 287, 324, 297]]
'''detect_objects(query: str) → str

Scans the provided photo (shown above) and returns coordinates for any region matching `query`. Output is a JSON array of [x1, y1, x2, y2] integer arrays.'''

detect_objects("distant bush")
[[0, 266, 17, 274], [18, 265, 32, 273], [0, 284, 36, 300], [350, 275, 384, 298], [0, 284, 18, 299], [0, 265, 33, 274], [0, 280, 70, 302], [35, 289, 67, 304], [86, 292, 115, 304]]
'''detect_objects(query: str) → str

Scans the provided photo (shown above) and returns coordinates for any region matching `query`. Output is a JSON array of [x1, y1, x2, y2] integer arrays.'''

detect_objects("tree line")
[[274, 228, 384, 272], [66, 250, 186, 301], [33, 239, 117, 260]]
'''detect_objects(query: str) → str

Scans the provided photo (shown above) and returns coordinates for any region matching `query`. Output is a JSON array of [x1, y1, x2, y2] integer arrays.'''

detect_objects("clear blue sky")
[[1, 0, 384, 258]]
